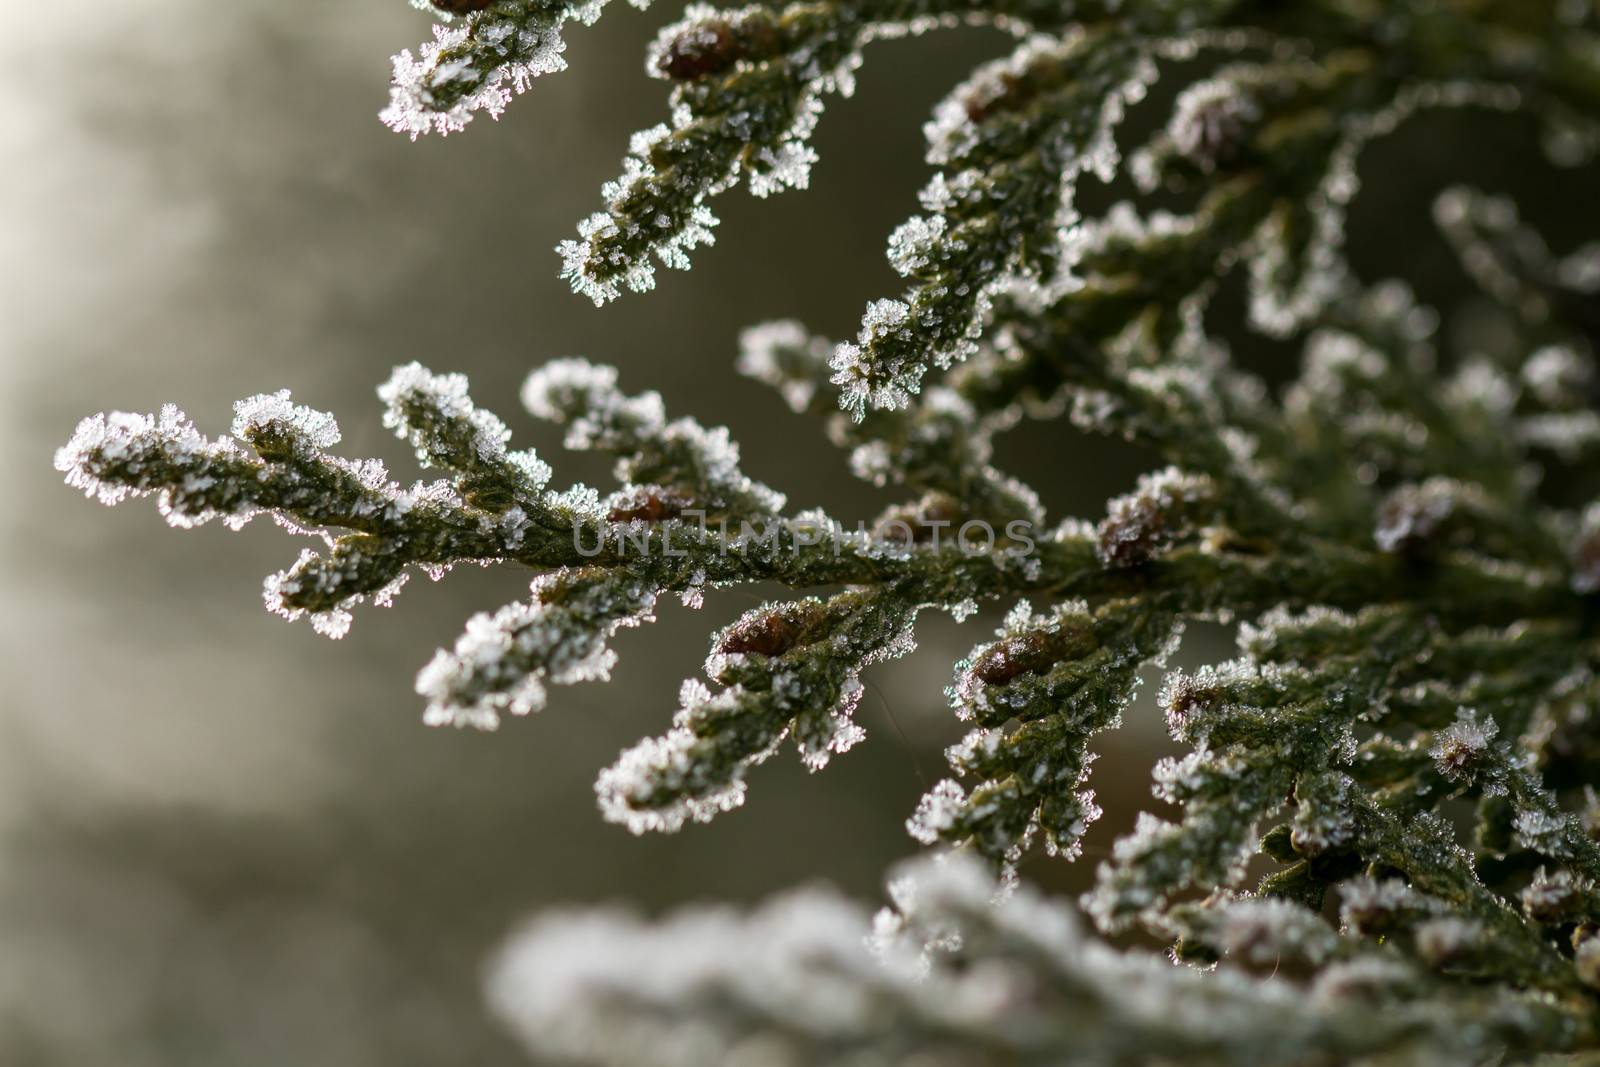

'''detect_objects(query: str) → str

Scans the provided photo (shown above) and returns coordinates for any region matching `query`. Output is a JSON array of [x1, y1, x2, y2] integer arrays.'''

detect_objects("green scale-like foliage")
[[59, 0, 1600, 1063]]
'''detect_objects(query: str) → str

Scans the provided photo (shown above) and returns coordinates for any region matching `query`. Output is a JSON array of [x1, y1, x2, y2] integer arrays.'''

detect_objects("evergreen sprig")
[[59, 0, 1600, 1063]]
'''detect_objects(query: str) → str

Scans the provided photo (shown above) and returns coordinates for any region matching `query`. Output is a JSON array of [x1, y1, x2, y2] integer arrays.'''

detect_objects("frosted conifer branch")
[[551, 0, 1126, 305], [521, 356, 786, 515], [488, 853, 1599, 1066], [909, 597, 1178, 875], [828, 30, 1158, 415], [60, 4, 1600, 1062], [597, 588, 917, 832], [54, 385, 575, 637], [739, 319, 1046, 530], [383, 0, 646, 138], [417, 566, 658, 729]]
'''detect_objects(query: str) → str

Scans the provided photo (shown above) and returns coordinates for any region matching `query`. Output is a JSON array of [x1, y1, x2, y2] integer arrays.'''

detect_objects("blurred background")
[[2, 1, 1594, 1063]]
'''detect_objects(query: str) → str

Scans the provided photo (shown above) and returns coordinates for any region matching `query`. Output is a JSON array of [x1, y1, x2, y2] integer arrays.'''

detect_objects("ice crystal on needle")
[[59, 0, 1600, 1063]]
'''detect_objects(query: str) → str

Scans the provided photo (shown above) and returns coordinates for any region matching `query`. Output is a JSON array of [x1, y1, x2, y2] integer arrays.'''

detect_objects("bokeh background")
[[3, 2, 1594, 1063]]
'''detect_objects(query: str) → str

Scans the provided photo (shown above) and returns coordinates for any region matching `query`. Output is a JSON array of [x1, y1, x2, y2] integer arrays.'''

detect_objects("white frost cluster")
[[1520, 866, 1592, 921], [380, 361, 553, 489], [735, 319, 831, 414], [1445, 358, 1518, 422], [382, 2, 639, 139], [381, 361, 499, 454], [1517, 343, 1600, 461], [594, 684, 758, 834], [885, 214, 948, 277], [1210, 896, 1338, 967], [1289, 771, 1358, 856], [1338, 877, 1442, 934], [1236, 604, 1363, 661], [1310, 957, 1417, 1004], [1512, 807, 1577, 860], [1518, 409, 1600, 461], [906, 779, 968, 846], [54, 403, 364, 534], [417, 570, 657, 730], [261, 549, 412, 641], [1413, 917, 1484, 967], [1429, 706, 1499, 786], [557, 184, 678, 305], [1522, 344, 1593, 408], [790, 673, 870, 772], [829, 298, 916, 417], [57, 406, 237, 512], [1165, 77, 1261, 171], [1095, 465, 1214, 567], [231, 390, 342, 453], [746, 95, 824, 199], [523, 357, 666, 447], [1374, 478, 1463, 553]]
